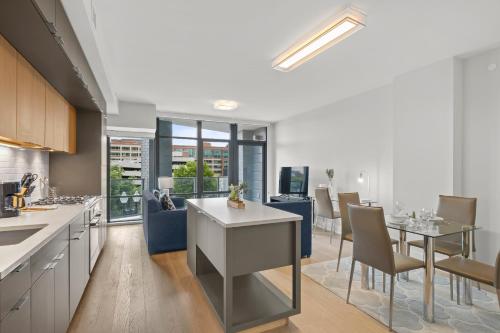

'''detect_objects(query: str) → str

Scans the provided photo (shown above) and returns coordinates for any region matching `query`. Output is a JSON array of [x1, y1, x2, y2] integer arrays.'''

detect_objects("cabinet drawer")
[[0, 260, 30, 321], [0, 291, 30, 333], [31, 227, 69, 284]]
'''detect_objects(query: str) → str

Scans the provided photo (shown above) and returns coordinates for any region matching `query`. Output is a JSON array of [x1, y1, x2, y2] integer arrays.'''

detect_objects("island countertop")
[[0, 205, 85, 279], [186, 197, 302, 228]]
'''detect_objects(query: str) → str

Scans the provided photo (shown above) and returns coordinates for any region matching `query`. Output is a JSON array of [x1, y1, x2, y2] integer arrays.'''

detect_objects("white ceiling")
[[96, 0, 500, 122]]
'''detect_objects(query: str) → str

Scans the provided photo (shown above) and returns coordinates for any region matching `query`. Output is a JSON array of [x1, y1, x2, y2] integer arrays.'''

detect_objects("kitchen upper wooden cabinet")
[[0, 33, 77, 152], [0, 34, 17, 140], [45, 84, 66, 151], [16, 55, 46, 146], [67, 104, 76, 154]]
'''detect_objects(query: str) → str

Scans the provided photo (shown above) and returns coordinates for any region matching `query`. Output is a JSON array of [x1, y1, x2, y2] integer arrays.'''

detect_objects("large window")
[[157, 119, 267, 201]]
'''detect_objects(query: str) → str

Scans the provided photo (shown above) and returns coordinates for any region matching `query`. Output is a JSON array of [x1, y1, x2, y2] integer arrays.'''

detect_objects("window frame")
[[156, 119, 267, 200]]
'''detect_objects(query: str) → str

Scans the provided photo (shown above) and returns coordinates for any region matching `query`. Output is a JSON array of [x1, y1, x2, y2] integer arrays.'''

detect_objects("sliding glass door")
[[107, 136, 152, 223]]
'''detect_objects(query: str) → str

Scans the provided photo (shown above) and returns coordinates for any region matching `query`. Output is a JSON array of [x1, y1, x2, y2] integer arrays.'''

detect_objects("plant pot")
[[227, 199, 245, 209]]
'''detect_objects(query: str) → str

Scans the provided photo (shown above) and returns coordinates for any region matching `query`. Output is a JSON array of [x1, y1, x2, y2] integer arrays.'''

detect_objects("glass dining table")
[[359, 215, 479, 323]]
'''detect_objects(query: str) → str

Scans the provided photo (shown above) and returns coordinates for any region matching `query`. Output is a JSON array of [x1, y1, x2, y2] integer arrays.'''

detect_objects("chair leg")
[[347, 259, 356, 304], [456, 275, 461, 305], [336, 239, 344, 272], [330, 220, 335, 244], [383, 274, 386, 293], [312, 215, 317, 236], [389, 275, 395, 331], [372, 267, 375, 289], [450, 273, 454, 300]]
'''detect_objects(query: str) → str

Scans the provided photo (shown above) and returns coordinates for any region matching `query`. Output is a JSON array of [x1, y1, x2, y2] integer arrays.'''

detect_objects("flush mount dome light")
[[273, 6, 366, 72], [214, 100, 239, 111]]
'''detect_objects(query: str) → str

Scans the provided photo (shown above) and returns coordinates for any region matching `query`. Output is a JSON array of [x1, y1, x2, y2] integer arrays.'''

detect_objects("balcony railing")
[[109, 178, 144, 223], [172, 176, 228, 198], [108, 177, 229, 221]]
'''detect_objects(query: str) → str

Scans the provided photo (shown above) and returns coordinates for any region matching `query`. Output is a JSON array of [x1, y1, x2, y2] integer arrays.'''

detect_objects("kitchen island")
[[186, 198, 302, 333]]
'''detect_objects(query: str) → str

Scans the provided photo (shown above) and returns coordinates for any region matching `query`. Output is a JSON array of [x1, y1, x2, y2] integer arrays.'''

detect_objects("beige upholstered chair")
[[346, 204, 424, 330], [407, 195, 477, 299], [435, 251, 500, 307], [337, 193, 399, 291], [314, 187, 340, 244]]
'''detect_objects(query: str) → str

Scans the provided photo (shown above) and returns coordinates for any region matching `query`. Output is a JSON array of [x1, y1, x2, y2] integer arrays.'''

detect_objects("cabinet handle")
[[14, 261, 29, 273], [54, 34, 64, 46], [90, 216, 100, 226], [46, 22, 56, 34], [71, 232, 85, 240], [12, 295, 29, 311], [53, 253, 65, 261]]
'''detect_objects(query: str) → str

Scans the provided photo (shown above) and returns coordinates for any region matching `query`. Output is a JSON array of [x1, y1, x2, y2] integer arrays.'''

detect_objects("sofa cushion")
[[144, 191, 162, 213], [160, 194, 176, 210]]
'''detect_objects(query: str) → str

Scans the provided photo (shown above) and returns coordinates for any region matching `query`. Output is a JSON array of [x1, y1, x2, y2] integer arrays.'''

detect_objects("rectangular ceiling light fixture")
[[272, 6, 366, 72]]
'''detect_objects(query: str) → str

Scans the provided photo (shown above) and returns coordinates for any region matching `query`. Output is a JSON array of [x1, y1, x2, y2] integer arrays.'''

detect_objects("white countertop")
[[0, 205, 85, 279], [186, 198, 302, 228]]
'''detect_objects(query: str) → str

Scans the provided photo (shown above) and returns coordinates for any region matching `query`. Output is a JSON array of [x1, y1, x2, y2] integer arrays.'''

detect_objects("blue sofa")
[[265, 200, 312, 258], [142, 191, 187, 254]]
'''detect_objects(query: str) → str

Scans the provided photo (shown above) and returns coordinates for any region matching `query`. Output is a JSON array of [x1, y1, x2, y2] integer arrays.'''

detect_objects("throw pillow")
[[160, 193, 176, 211]]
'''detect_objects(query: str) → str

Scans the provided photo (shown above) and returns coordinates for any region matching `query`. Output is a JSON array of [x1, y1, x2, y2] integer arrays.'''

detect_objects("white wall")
[[462, 48, 500, 263], [0, 147, 49, 200], [274, 50, 500, 263], [274, 85, 394, 210], [393, 58, 462, 212]]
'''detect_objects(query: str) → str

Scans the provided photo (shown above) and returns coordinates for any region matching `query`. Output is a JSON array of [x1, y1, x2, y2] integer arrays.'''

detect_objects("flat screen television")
[[279, 166, 309, 197]]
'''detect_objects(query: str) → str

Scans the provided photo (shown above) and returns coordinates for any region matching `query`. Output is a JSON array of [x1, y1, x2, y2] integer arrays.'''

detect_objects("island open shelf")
[[187, 198, 302, 333], [197, 247, 296, 331]]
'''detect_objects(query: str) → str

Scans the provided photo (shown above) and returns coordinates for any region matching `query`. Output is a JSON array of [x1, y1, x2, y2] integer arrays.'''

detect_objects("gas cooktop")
[[33, 195, 92, 206]]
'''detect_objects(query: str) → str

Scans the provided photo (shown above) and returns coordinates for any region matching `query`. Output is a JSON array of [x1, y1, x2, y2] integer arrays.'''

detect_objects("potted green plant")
[[227, 182, 248, 209]]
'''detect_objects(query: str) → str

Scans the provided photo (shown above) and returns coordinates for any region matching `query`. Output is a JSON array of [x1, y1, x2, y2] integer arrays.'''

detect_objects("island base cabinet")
[[31, 268, 55, 333], [54, 247, 69, 333], [0, 293, 30, 333]]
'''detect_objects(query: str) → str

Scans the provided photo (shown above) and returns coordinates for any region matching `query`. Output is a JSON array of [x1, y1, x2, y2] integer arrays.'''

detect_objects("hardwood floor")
[[68, 225, 387, 333]]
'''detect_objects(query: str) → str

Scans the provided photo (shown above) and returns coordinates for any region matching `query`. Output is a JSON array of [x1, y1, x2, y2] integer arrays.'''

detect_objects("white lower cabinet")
[[31, 267, 55, 333], [54, 247, 69, 333], [69, 219, 89, 318], [0, 209, 94, 333], [0, 292, 30, 333]]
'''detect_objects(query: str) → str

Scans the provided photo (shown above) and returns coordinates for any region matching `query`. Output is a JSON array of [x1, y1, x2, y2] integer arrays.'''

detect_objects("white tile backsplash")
[[0, 146, 49, 200]]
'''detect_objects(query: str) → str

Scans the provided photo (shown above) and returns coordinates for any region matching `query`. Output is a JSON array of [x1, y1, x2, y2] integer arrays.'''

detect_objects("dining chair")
[[337, 192, 399, 291], [407, 195, 477, 300], [435, 251, 500, 307], [314, 187, 340, 244], [346, 204, 424, 331]]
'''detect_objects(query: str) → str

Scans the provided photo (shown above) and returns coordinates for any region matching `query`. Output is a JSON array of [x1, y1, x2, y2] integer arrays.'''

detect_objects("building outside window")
[[157, 118, 267, 201], [109, 137, 151, 223]]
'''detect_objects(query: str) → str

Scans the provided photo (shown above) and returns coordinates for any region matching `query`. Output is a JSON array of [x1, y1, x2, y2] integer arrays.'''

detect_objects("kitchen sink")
[[0, 225, 48, 246]]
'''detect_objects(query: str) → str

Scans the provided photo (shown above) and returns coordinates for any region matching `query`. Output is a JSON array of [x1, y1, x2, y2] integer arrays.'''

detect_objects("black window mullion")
[[229, 124, 238, 186], [196, 121, 203, 198]]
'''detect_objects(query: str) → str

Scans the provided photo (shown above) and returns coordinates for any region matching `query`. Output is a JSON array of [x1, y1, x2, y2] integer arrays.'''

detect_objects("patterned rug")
[[302, 258, 500, 333]]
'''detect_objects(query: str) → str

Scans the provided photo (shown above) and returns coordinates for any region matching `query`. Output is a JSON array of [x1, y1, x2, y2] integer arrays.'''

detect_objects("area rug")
[[302, 258, 500, 333]]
